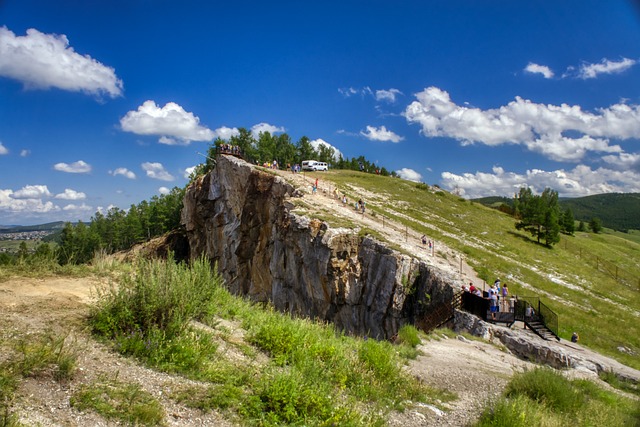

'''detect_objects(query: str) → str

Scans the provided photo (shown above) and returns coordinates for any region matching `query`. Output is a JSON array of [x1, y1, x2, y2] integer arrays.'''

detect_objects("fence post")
[[405, 226, 408, 242]]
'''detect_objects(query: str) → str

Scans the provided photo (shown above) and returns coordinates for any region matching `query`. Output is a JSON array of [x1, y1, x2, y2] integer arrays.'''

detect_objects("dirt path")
[[275, 169, 482, 288]]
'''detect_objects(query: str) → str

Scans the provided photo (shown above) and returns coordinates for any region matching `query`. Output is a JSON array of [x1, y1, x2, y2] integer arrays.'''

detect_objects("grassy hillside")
[[474, 193, 640, 232], [560, 193, 640, 232], [312, 170, 640, 370]]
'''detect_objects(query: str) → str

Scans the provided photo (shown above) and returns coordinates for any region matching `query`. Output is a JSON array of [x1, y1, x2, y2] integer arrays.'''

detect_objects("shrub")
[[90, 256, 221, 340]]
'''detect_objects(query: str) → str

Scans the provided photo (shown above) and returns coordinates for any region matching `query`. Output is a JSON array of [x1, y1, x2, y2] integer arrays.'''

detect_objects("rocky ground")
[[1, 167, 637, 426]]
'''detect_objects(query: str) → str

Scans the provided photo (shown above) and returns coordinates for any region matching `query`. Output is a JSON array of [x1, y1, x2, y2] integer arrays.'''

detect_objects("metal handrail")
[[538, 300, 558, 337]]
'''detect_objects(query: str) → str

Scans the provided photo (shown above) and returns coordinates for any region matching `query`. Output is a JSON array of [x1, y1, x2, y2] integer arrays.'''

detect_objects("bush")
[[504, 368, 583, 413], [90, 256, 221, 340], [476, 367, 639, 427]]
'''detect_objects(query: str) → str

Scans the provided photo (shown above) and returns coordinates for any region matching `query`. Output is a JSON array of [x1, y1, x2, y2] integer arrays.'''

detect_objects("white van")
[[301, 160, 328, 171]]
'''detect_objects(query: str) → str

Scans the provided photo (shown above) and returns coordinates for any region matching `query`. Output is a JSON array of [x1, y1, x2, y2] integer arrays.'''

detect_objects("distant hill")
[[0, 221, 68, 233], [472, 193, 640, 232]]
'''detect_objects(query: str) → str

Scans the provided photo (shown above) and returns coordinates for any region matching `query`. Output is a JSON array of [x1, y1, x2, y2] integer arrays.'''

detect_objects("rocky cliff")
[[181, 155, 458, 339]]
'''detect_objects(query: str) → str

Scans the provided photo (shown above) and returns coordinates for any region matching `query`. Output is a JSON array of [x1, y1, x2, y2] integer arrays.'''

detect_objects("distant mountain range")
[[472, 193, 640, 232], [0, 221, 68, 233]]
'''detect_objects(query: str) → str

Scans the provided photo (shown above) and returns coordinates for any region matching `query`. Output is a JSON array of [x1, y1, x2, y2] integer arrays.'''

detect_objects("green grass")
[[475, 367, 640, 427], [322, 170, 640, 370], [89, 256, 454, 426], [70, 376, 165, 426], [0, 331, 81, 426]]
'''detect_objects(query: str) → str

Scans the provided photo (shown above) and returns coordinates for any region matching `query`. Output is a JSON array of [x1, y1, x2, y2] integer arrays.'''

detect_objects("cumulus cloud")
[[405, 86, 639, 162], [13, 185, 51, 199], [120, 100, 215, 145], [440, 165, 640, 198], [62, 203, 92, 212], [250, 122, 285, 138], [524, 62, 554, 79], [309, 138, 343, 160], [54, 160, 92, 174], [0, 188, 58, 217], [0, 26, 122, 98], [396, 168, 423, 182], [158, 187, 171, 195], [141, 162, 174, 181], [20, 149, 30, 157], [0, 142, 8, 155], [55, 188, 86, 200], [183, 166, 197, 179], [214, 126, 240, 140], [360, 125, 404, 143], [578, 57, 636, 79], [375, 88, 403, 103], [602, 152, 640, 173], [109, 167, 136, 179]]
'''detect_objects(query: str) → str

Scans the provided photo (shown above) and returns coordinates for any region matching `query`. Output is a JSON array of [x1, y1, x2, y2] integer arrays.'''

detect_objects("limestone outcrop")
[[181, 155, 457, 339]]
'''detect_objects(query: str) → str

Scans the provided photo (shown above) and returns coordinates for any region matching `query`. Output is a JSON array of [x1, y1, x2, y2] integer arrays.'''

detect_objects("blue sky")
[[1, 1, 639, 225]]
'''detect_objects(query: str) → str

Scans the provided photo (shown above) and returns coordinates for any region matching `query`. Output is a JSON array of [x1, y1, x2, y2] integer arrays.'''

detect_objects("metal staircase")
[[416, 291, 463, 333]]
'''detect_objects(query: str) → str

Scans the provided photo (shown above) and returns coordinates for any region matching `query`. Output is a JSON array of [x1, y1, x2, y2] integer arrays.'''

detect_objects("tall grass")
[[475, 367, 640, 427]]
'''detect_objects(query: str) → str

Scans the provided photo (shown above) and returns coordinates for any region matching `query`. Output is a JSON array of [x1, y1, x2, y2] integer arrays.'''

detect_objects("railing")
[[461, 291, 489, 319], [415, 291, 464, 333], [538, 300, 558, 337], [513, 296, 559, 339]]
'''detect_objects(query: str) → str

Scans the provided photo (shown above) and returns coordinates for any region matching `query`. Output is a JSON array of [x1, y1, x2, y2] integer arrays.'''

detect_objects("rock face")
[[181, 155, 457, 339]]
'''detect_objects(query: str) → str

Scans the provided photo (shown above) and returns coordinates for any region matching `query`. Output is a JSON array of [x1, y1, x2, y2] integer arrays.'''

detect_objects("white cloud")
[[120, 100, 215, 145], [214, 126, 240, 140], [109, 167, 136, 179], [183, 165, 197, 179], [0, 142, 8, 155], [158, 186, 171, 195], [62, 203, 92, 212], [405, 86, 639, 162], [578, 57, 636, 79], [250, 122, 285, 138], [20, 149, 30, 157], [309, 138, 343, 160], [602, 152, 640, 172], [0, 188, 59, 216], [0, 26, 122, 98], [375, 88, 403, 103], [338, 87, 373, 98], [524, 62, 554, 79], [396, 168, 423, 182], [55, 188, 86, 200], [360, 125, 404, 143], [440, 165, 640, 198], [141, 162, 174, 181], [13, 184, 51, 199], [54, 160, 92, 174]]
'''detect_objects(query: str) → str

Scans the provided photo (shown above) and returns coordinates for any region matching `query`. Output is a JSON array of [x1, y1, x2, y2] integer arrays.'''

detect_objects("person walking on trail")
[[421, 235, 427, 246]]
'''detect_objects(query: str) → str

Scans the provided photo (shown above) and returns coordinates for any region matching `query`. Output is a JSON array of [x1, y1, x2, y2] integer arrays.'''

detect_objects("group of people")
[[463, 279, 512, 320], [420, 235, 433, 254], [288, 163, 302, 173], [219, 144, 242, 155]]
